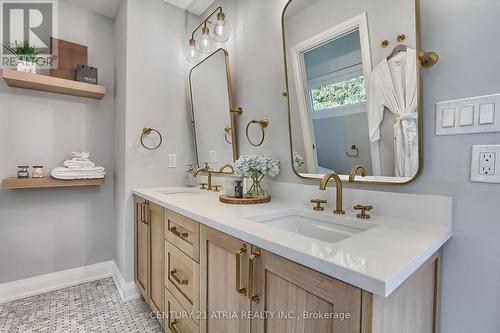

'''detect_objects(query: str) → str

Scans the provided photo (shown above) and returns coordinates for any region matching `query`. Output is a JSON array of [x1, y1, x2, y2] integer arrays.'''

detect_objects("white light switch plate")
[[471, 145, 500, 183], [209, 150, 217, 163], [436, 93, 500, 135], [168, 154, 176, 168]]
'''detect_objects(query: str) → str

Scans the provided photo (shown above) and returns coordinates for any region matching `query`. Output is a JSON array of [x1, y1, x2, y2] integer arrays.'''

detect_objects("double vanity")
[[133, 182, 451, 333], [133, 0, 451, 331]]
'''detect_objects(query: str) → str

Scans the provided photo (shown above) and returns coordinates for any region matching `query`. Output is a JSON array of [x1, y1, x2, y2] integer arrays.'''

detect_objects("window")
[[310, 75, 366, 112]]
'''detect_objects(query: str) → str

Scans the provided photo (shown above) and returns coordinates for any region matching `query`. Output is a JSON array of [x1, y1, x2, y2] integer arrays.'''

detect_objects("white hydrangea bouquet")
[[293, 151, 304, 169], [235, 154, 280, 198]]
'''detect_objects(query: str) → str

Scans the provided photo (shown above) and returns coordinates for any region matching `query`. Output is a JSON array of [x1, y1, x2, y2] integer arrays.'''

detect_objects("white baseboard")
[[111, 262, 140, 301], [0, 261, 114, 304]]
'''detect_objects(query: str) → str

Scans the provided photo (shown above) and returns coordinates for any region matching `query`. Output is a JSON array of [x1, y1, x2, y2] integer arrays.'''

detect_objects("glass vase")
[[246, 173, 267, 198]]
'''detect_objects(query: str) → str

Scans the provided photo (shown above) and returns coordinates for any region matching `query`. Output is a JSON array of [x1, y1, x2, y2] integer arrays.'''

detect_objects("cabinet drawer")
[[166, 241, 199, 322], [165, 209, 200, 262], [165, 288, 199, 333]]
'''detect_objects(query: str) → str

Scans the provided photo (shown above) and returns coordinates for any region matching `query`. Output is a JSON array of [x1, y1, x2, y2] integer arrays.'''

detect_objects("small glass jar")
[[17, 166, 30, 178], [32, 166, 45, 178]]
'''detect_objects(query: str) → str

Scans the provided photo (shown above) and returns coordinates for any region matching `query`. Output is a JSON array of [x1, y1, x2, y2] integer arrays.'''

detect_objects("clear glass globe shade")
[[211, 14, 231, 42], [196, 27, 215, 54], [186, 40, 200, 63]]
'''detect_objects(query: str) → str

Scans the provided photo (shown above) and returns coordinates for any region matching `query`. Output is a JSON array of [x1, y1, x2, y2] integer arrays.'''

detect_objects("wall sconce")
[[186, 7, 231, 63]]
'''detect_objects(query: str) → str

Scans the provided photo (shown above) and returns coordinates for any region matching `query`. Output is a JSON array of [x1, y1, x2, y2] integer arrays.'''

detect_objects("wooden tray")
[[219, 195, 271, 205]]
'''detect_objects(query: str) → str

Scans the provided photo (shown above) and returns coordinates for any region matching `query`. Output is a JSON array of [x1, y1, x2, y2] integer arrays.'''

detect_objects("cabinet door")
[[148, 201, 164, 317], [251, 248, 364, 333], [200, 226, 251, 333], [134, 196, 148, 299]]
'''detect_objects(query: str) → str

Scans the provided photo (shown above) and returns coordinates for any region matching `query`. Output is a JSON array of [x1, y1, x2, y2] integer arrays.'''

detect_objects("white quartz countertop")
[[132, 186, 452, 297]]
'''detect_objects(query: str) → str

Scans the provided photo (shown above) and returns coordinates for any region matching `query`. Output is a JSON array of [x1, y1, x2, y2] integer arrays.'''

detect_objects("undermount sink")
[[246, 209, 375, 243]]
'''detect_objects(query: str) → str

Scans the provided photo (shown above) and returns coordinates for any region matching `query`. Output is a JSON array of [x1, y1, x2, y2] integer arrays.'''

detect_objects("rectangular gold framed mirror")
[[282, 0, 424, 184], [189, 48, 238, 170]]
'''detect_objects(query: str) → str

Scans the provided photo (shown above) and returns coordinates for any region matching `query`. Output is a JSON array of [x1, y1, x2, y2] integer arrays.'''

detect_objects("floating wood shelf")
[[1, 69, 106, 100], [1, 177, 105, 189]]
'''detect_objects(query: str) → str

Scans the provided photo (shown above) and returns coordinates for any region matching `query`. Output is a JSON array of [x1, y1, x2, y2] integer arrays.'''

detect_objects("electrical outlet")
[[168, 154, 176, 168], [471, 145, 500, 183], [479, 152, 496, 175]]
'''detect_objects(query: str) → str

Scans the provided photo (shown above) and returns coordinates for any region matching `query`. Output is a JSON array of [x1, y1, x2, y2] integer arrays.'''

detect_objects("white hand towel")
[[63, 159, 96, 169], [51, 166, 105, 180], [71, 151, 90, 160]]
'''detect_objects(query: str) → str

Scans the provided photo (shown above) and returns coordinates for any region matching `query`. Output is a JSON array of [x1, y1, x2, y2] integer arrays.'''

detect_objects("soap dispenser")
[[185, 164, 196, 187]]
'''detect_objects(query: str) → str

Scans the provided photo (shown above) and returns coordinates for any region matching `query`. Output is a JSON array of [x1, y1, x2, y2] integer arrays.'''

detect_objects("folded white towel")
[[71, 151, 90, 160], [51, 166, 105, 180], [63, 159, 96, 169], [52, 174, 105, 180]]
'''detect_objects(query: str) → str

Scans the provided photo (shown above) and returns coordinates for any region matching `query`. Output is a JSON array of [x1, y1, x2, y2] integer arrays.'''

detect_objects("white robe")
[[367, 48, 418, 177]]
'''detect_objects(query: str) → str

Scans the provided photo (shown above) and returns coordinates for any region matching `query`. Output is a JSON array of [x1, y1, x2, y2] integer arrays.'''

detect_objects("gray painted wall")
[[303, 30, 361, 81], [113, 0, 128, 284], [113, 0, 197, 282], [304, 31, 372, 175], [0, 1, 115, 282], [201, 0, 500, 331], [313, 112, 373, 175]]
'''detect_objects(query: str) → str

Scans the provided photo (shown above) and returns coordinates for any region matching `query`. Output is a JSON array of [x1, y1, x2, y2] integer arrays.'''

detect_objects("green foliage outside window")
[[310, 76, 366, 111]]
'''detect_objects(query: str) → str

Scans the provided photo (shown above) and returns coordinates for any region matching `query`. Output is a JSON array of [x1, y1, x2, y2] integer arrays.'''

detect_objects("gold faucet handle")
[[199, 183, 208, 190], [311, 199, 327, 211], [354, 205, 373, 219], [212, 185, 222, 192]]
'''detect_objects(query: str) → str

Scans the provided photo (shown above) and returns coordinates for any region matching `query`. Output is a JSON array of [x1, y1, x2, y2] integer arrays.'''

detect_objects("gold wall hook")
[[257, 119, 269, 128], [419, 51, 439, 67], [381, 40, 389, 48], [397, 34, 406, 43], [230, 107, 243, 115]]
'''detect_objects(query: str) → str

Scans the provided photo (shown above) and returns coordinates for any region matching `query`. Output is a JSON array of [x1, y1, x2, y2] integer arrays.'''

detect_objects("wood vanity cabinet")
[[164, 209, 200, 333], [199, 226, 252, 333], [199, 225, 368, 333], [134, 197, 164, 327], [134, 197, 440, 333], [250, 248, 370, 333], [198, 226, 439, 333], [134, 197, 148, 299]]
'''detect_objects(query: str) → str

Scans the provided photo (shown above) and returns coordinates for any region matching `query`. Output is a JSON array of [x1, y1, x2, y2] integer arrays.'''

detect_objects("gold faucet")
[[319, 173, 345, 215], [349, 165, 367, 182], [218, 164, 234, 174], [194, 168, 213, 190]]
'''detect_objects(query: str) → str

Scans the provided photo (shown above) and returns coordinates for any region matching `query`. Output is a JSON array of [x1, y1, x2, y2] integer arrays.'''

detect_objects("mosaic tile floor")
[[0, 278, 163, 333]]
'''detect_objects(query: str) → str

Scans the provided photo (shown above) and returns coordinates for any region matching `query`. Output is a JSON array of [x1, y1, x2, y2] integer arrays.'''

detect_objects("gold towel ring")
[[246, 119, 269, 147], [141, 127, 163, 151], [224, 126, 233, 144]]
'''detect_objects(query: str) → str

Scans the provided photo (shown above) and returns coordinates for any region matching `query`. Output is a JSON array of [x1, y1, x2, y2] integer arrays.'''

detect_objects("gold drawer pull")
[[235, 244, 247, 296], [141, 202, 149, 225], [247, 249, 261, 304], [170, 225, 189, 239], [169, 319, 180, 333], [140, 202, 147, 224], [170, 269, 188, 285]]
